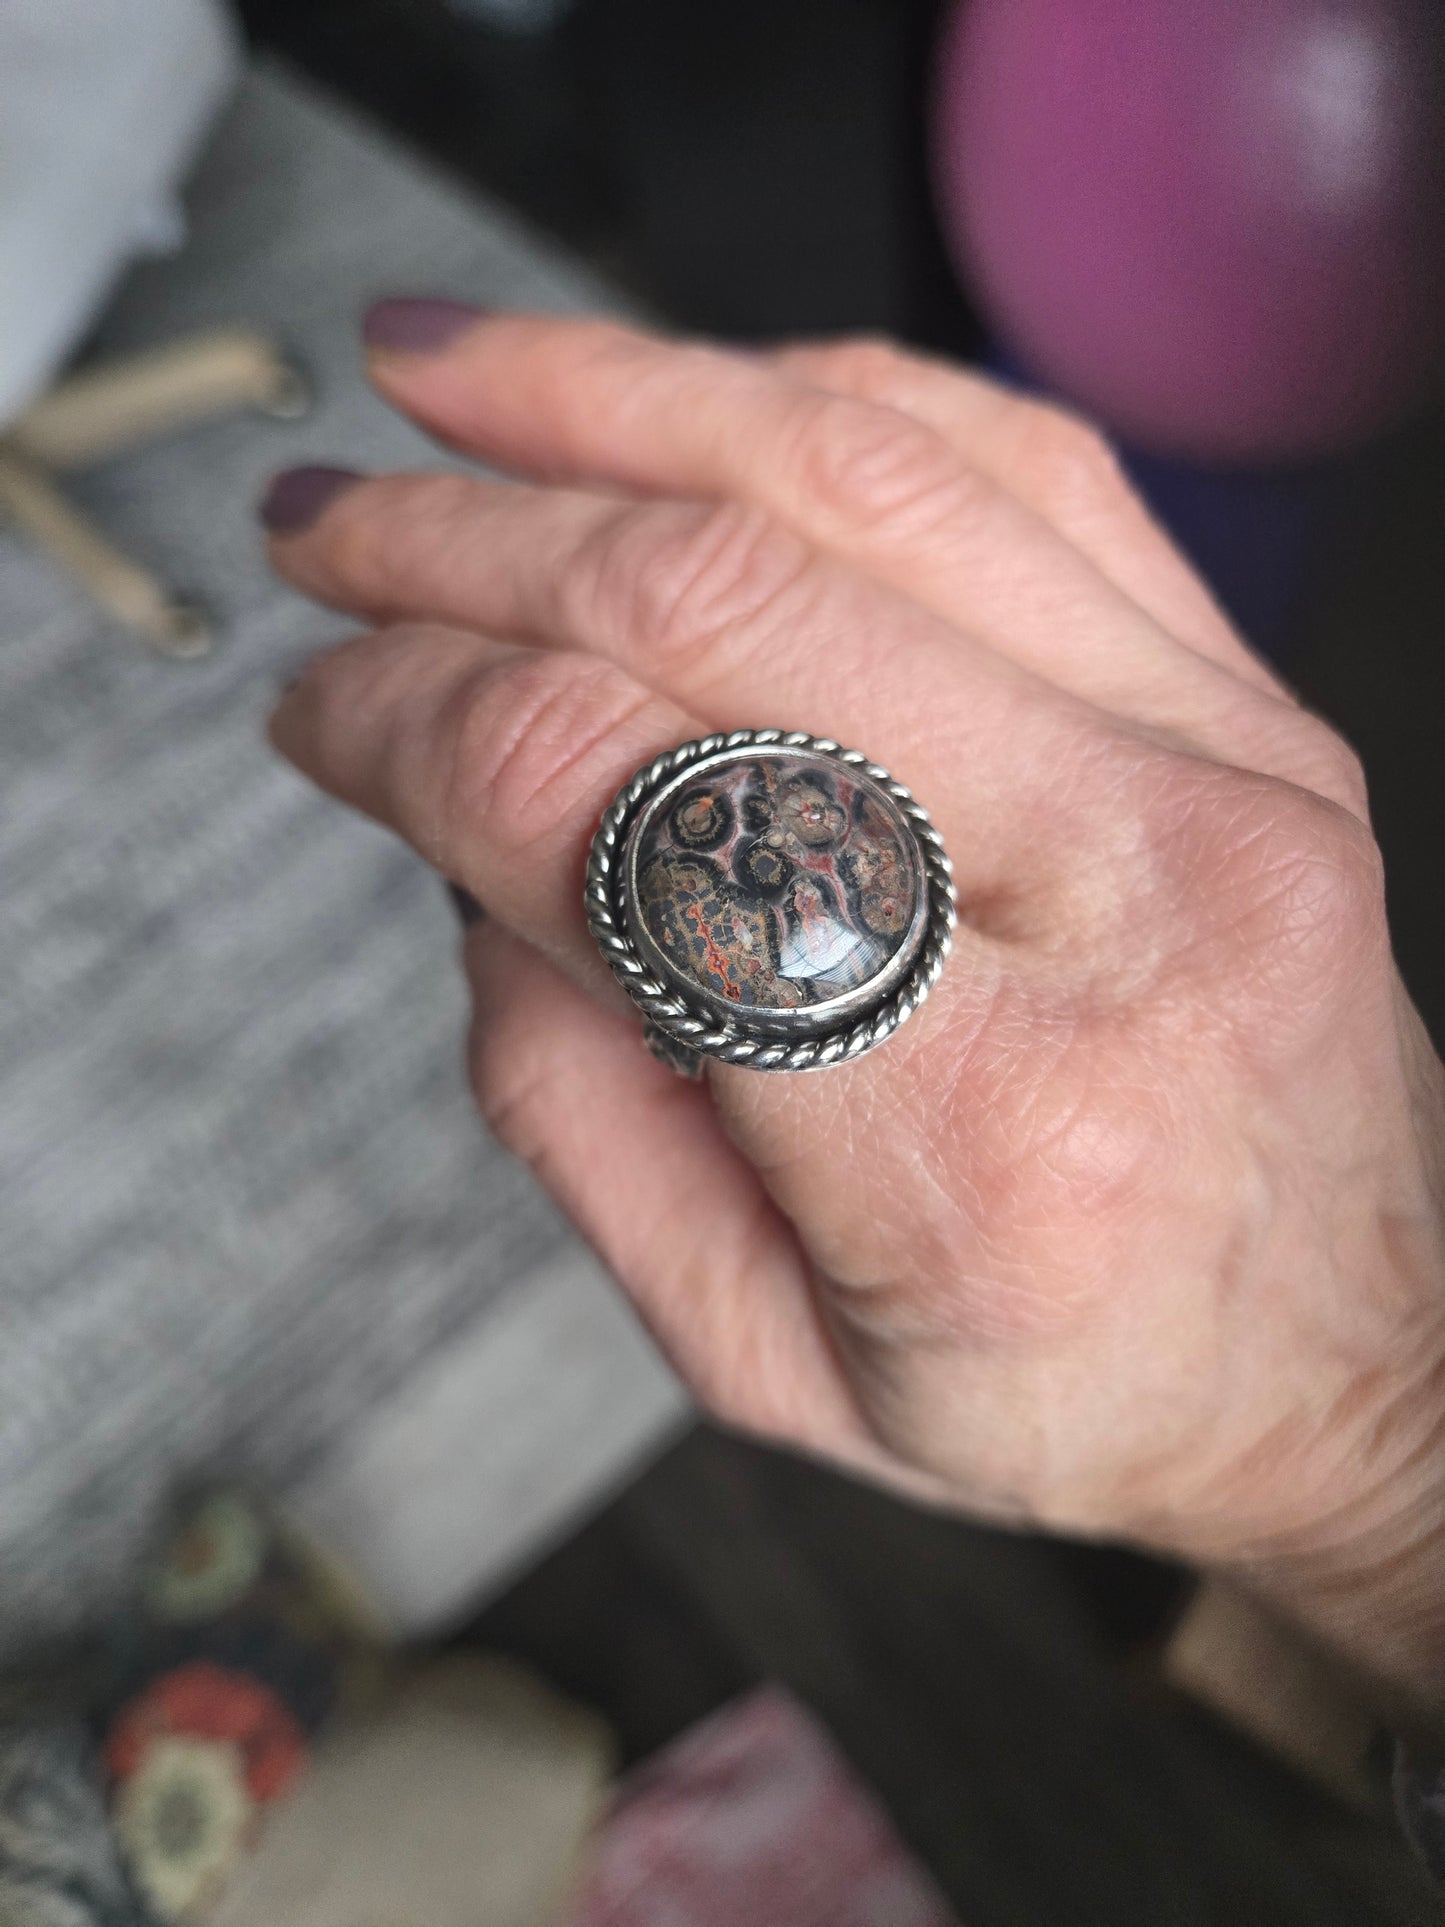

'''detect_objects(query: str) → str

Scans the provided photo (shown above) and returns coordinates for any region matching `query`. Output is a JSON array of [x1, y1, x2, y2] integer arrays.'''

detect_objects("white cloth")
[[0, 0, 238, 421]]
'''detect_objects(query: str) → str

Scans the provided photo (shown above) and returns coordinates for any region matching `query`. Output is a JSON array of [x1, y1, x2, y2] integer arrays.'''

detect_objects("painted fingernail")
[[258, 465, 363, 535], [446, 882, 486, 927], [363, 297, 489, 356]]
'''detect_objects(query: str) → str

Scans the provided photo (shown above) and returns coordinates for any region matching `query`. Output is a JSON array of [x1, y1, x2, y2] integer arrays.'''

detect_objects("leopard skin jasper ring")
[[585, 731, 956, 1074]]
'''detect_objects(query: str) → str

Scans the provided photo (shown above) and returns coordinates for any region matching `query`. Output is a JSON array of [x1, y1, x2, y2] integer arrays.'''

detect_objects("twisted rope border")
[[585, 730, 957, 1072]]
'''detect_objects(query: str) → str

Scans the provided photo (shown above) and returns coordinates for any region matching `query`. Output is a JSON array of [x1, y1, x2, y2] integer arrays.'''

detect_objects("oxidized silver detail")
[[585, 731, 956, 1073]]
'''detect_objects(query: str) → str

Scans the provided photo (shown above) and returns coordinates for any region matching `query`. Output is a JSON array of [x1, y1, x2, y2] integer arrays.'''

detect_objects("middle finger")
[[267, 468, 1317, 791], [360, 311, 1287, 720]]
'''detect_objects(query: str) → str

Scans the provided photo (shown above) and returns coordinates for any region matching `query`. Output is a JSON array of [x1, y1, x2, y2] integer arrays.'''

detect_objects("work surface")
[[0, 61, 683, 1653]]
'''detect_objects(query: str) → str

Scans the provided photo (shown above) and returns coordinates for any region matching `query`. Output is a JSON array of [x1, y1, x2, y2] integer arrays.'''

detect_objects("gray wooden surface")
[[0, 61, 683, 1653]]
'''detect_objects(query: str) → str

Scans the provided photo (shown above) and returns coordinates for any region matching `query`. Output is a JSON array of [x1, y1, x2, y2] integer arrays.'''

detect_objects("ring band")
[[586, 730, 956, 1074]]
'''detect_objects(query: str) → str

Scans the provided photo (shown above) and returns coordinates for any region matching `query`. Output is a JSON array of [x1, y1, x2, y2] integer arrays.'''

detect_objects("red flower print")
[[107, 1662, 308, 1802]]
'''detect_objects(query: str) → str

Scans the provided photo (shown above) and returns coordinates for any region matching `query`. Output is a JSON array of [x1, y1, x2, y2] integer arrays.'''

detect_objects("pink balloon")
[[930, 0, 1445, 461]]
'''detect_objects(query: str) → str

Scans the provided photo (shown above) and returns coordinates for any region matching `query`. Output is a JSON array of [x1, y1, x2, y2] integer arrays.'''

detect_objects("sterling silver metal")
[[585, 730, 956, 1074]]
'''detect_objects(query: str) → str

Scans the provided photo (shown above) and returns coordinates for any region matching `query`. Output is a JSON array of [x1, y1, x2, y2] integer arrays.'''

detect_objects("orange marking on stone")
[[684, 902, 742, 999]]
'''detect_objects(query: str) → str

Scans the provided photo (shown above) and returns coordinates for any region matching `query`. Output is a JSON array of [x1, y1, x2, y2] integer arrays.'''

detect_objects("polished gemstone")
[[628, 750, 925, 1015]]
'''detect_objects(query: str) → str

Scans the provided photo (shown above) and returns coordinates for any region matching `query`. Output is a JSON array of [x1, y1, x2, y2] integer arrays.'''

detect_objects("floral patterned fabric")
[[0, 1492, 383, 1927], [7, 1500, 1445, 1920]]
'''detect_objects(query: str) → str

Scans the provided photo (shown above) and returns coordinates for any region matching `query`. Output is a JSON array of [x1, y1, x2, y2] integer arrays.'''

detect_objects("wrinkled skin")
[[267, 315, 1445, 1706]]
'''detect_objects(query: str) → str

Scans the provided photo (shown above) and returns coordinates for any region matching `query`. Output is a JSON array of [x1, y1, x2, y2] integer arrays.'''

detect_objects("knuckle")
[[560, 498, 813, 682], [1294, 715, 1371, 816], [1010, 1084, 1164, 1232], [788, 389, 990, 536], [1284, 797, 1386, 950], [961, 1036, 1169, 1323], [1012, 402, 1126, 514], [1189, 774, 1387, 982], [443, 650, 650, 858], [297, 618, 471, 770], [795, 335, 914, 402]]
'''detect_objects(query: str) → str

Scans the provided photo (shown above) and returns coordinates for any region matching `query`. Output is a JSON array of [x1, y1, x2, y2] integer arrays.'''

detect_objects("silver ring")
[[585, 730, 956, 1074]]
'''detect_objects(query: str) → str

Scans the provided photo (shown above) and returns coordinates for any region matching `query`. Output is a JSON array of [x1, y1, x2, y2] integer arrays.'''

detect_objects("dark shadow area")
[[473, 1428, 1438, 1925]]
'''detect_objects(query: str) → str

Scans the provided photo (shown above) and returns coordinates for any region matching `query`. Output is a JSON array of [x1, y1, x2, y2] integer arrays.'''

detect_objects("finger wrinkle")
[[443, 655, 660, 870]]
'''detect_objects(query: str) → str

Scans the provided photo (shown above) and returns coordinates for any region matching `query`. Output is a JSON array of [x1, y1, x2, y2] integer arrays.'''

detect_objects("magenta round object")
[[930, 0, 1445, 461]]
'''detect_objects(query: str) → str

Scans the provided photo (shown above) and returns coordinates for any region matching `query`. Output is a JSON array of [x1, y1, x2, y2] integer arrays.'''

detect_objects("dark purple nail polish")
[[446, 882, 486, 927], [258, 465, 363, 536], [363, 297, 489, 355]]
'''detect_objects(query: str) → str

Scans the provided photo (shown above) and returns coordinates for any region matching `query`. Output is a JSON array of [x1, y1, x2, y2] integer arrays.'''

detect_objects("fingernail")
[[258, 465, 363, 535], [446, 882, 486, 927], [363, 297, 489, 356]]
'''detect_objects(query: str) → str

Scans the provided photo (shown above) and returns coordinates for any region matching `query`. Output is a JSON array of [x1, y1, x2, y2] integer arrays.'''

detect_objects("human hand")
[[264, 307, 1445, 1709]]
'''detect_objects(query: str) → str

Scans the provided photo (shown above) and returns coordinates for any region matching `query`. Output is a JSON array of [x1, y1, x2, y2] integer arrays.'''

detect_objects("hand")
[[265, 309, 1445, 1709]]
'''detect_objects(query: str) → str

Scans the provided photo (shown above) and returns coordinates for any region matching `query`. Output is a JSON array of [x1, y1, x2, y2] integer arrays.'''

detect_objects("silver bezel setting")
[[585, 730, 956, 1073]]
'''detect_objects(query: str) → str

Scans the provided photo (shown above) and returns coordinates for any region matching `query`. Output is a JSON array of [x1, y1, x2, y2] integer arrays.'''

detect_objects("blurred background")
[[240, 0, 1445, 1022], [2, 2, 1443, 1920]]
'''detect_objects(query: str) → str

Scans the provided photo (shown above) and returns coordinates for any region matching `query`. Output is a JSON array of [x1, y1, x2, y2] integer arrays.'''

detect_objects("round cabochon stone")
[[628, 750, 926, 1017]]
